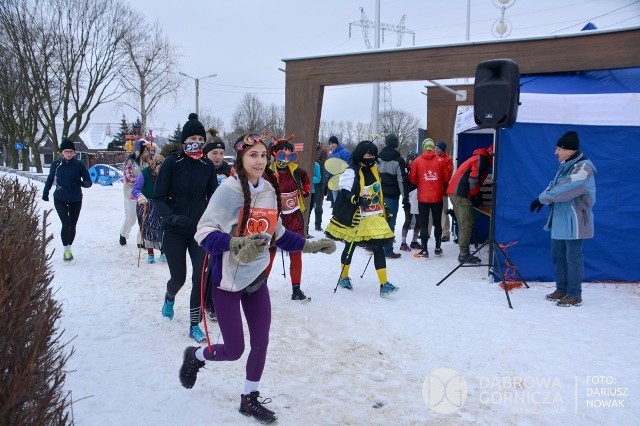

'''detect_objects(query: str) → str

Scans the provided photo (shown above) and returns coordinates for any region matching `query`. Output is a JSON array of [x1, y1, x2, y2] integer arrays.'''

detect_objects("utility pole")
[[349, 3, 415, 136], [179, 72, 217, 116]]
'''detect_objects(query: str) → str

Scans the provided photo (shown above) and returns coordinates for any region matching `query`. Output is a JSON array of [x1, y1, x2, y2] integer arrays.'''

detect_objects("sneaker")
[[458, 254, 481, 265], [179, 346, 205, 389], [239, 391, 277, 424], [415, 250, 429, 258], [410, 242, 422, 250], [385, 251, 401, 259], [338, 277, 353, 290], [205, 304, 217, 321], [147, 255, 155, 264], [63, 249, 73, 261], [380, 282, 399, 297], [399, 243, 411, 252], [441, 236, 450, 242], [158, 253, 167, 262], [556, 296, 582, 307], [291, 287, 308, 301], [162, 298, 174, 320], [545, 290, 566, 301], [119, 235, 126, 246], [434, 248, 443, 256], [189, 325, 206, 343]]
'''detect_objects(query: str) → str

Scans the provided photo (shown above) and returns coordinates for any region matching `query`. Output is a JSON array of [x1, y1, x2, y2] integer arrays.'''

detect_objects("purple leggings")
[[203, 283, 271, 382]]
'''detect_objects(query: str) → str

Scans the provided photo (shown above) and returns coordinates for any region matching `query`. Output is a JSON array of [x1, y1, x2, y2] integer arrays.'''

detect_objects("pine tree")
[[161, 123, 182, 157], [108, 115, 129, 151]]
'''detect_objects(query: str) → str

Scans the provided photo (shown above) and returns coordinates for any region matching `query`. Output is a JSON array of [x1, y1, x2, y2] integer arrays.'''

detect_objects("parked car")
[[224, 155, 235, 166]]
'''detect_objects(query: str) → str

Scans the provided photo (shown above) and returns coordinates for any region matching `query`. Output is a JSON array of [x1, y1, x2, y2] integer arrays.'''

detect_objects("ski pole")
[[360, 253, 373, 278], [280, 249, 286, 278]]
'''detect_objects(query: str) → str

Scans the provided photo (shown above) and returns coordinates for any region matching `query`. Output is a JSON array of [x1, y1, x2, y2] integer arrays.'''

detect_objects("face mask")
[[362, 157, 376, 168], [276, 160, 289, 169], [184, 141, 204, 159]]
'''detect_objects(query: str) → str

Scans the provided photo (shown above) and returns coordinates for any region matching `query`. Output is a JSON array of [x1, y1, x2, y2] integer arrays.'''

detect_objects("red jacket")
[[408, 151, 450, 203], [447, 148, 493, 198]]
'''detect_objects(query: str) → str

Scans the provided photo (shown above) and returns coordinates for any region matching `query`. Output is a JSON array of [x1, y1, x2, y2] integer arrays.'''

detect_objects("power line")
[[551, 0, 640, 33]]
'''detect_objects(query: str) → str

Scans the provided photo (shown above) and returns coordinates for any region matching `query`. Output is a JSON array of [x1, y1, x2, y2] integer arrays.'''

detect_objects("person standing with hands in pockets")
[[154, 113, 217, 343], [42, 137, 92, 261], [178, 133, 335, 424], [530, 131, 596, 307]]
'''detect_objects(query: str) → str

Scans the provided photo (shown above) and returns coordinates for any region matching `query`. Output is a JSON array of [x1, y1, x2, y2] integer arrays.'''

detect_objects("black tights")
[[162, 230, 206, 326], [54, 198, 82, 246], [340, 241, 386, 271]]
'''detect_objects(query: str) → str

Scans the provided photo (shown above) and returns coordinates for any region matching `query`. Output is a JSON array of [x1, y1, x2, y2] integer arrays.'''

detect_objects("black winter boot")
[[291, 286, 308, 301], [179, 346, 205, 389], [239, 391, 277, 423]]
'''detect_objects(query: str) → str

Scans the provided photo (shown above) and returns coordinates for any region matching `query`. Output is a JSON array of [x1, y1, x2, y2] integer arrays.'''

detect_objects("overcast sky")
[[94, 0, 640, 135]]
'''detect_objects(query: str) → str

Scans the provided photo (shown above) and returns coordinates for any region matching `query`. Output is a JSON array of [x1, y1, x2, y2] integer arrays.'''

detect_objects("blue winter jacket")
[[43, 157, 92, 203], [328, 144, 352, 165], [538, 152, 596, 240]]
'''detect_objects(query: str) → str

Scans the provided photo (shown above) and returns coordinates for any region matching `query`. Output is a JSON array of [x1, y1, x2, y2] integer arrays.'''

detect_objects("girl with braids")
[[179, 133, 335, 424], [263, 135, 312, 301], [325, 140, 399, 297]]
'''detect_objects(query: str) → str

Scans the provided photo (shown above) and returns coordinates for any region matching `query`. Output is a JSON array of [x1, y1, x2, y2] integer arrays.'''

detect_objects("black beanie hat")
[[556, 131, 579, 151], [384, 134, 399, 148], [181, 113, 206, 143], [59, 137, 75, 151]]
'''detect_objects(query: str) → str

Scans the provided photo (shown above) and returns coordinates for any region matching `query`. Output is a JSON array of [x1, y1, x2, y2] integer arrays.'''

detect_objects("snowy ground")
[[4, 170, 639, 425]]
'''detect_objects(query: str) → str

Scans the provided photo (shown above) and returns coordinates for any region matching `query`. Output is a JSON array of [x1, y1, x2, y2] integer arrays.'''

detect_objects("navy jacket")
[[43, 157, 92, 203]]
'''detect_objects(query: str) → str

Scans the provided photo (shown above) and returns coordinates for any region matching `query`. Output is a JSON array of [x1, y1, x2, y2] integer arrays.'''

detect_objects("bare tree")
[[197, 107, 225, 135], [264, 103, 285, 139], [231, 93, 268, 136], [1, 0, 137, 156], [119, 16, 182, 136], [379, 109, 420, 155]]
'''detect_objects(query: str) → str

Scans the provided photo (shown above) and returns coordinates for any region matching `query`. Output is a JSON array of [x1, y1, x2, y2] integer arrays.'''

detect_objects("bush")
[[0, 176, 73, 425]]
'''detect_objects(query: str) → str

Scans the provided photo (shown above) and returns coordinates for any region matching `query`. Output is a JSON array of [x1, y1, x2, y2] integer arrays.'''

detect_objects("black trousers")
[[418, 201, 444, 250], [309, 182, 325, 229], [54, 198, 82, 246], [162, 229, 206, 326]]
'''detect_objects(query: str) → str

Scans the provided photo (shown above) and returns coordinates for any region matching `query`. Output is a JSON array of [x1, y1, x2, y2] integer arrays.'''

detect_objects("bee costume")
[[325, 140, 399, 296]]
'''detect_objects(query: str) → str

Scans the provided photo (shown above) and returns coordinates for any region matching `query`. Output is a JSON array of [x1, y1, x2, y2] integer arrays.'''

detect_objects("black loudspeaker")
[[473, 59, 520, 128]]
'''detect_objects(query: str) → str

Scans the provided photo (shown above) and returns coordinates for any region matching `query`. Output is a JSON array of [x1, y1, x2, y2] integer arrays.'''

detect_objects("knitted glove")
[[230, 234, 270, 263], [42, 193, 49, 202], [137, 194, 148, 205], [530, 198, 543, 213], [302, 238, 336, 254], [471, 194, 482, 208]]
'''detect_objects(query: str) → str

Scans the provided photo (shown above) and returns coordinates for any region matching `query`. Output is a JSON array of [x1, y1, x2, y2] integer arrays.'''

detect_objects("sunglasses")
[[235, 134, 263, 151], [369, 182, 381, 204], [274, 150, 297, 162]]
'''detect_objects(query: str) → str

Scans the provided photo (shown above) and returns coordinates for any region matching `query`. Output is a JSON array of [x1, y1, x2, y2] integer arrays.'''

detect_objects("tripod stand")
[[436, 129, 529, 308]]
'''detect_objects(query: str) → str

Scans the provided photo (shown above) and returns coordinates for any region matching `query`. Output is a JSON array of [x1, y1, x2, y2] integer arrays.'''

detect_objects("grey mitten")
[[302, 238, 337, 254], [230, 234, 269, 263]]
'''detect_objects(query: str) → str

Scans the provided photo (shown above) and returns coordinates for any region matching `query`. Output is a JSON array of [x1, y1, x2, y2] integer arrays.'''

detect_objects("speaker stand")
[[435, 128, 529, 308]]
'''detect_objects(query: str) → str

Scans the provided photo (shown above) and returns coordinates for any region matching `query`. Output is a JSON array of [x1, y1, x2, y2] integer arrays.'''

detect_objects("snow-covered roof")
[[55, 122, 118, 150]]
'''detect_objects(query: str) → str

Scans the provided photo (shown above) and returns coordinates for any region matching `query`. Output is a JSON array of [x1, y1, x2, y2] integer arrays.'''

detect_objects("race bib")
[[360, 183, 383, 216], [280, 190, 300, 214], [239, 207, 278, 237]]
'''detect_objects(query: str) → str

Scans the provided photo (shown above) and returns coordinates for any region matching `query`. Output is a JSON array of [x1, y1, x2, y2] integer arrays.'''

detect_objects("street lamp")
[[179, 72, 217, 116]]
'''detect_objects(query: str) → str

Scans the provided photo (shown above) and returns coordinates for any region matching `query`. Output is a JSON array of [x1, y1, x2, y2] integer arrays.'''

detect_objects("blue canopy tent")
[[493, 68, 640, 282]]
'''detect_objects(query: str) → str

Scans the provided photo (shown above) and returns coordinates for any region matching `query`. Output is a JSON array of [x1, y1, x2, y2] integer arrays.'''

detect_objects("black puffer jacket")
[[153, 150, 217, 235]]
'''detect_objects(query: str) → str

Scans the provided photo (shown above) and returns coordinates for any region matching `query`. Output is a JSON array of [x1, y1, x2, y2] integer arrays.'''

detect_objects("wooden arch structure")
[[282, 27, 640, 177]]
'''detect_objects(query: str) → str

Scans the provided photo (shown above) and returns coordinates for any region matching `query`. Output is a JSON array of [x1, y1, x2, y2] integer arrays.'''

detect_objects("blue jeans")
[[551, 239, 584, 298], [383, 198, 399, 254]]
